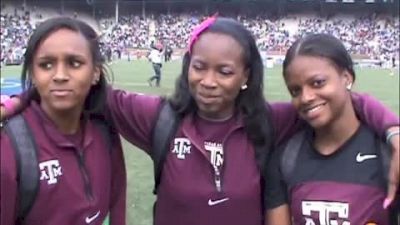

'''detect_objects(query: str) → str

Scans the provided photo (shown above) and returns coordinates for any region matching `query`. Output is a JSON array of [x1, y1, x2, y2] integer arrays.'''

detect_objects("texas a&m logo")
[[172, 138, 191, 159], [302, 201, 350, 225], [39, 159, 63, 184], [204, 142, 223, 167]]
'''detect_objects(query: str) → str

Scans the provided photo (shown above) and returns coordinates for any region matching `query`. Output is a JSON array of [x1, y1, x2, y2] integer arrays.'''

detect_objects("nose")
[[300, 87, 315, 103], [52, 63, 69, 82], [199, 70, 217, 88]]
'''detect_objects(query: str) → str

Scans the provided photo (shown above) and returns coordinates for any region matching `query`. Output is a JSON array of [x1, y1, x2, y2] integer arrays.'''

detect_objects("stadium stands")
[[1, 1, 399, 65]]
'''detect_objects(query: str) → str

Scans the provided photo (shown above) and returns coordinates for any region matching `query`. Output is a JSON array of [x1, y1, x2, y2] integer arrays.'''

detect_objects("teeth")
[[306, 104, 324, 113], [308, 106, 320, 113]]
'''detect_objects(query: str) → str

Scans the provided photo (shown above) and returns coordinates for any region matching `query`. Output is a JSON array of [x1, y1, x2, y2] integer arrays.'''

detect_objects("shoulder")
[[108, 87, 163, 117], [352, 124, 382, 144]]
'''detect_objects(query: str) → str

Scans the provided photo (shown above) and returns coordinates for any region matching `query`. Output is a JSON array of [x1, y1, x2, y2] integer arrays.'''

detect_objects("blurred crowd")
[[1, 7, 399, 64], [1, 7, 34, 65]]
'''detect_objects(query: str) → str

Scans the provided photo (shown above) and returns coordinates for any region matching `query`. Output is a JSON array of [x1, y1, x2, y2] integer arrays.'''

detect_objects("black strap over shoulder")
[[151, 101, 181, 194], [4, 114, 40, 223], [378, 139, 391, 183], [280, 130, 306, 183], [92, 117, 113, 155]]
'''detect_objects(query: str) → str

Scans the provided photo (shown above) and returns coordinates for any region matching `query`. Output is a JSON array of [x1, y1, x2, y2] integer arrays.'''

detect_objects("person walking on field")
[[148, 43, 163, 87]]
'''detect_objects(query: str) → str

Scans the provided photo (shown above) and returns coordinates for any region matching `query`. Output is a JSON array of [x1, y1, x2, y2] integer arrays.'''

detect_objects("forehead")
[[191, 32, 244, 64], [35, 28, 91, 57], [287, 55, 338, 75]]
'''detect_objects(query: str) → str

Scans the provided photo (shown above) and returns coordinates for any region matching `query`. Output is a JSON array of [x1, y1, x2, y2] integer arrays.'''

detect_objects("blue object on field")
[[1, 78, 22, 96]]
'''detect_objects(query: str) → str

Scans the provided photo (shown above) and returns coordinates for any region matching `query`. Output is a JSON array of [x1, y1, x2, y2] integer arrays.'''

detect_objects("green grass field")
[[1, 60, 399, 224]]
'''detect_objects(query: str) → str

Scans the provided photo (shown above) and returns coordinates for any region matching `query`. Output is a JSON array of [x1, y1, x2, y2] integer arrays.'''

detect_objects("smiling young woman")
[[265, 33, 398, 225]]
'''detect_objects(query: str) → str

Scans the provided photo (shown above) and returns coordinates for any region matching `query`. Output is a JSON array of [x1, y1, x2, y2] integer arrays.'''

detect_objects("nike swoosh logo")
[[356, 152, 377, 163], [85, 210, 100, 224], [208, 197, 229, 206]]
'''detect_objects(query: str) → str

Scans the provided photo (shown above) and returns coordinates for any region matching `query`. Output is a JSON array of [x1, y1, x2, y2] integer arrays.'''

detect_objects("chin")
[[51, 102, 79, 112], [307, 118, 330, 130], [197, 105, 220, 116]]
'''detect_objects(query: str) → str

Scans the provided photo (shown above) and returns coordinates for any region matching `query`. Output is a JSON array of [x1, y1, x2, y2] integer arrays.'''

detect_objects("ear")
[[242, 68, 250, 87], [30, 72, 36, 87], [91, 66, 101, 85], [342, 71, 354, 91]]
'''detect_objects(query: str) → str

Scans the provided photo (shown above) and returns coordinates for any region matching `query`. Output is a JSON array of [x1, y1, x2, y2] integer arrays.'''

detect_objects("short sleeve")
[[264, 145, 289, 209]]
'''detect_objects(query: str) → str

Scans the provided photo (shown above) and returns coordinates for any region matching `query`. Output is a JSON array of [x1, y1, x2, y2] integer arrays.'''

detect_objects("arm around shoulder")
[[105, 86, 162, 151], [269, 101, 304, 146], [351, 92, 399, 137]]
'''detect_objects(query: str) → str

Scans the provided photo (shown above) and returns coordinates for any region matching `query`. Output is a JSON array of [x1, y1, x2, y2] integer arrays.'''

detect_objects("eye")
[[219, 67, 233, 76], [192, 63, 204, 71], [39, 62, 52, 70], [289, 87, 301, 97], [70, 60, 82, 68], [312, 79, 326, 88]]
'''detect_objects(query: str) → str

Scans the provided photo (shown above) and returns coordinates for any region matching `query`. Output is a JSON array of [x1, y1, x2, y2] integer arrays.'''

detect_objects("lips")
[[50, 89, 73, 97], [197, 93, 219, 104], [301, 102, 326, 120]]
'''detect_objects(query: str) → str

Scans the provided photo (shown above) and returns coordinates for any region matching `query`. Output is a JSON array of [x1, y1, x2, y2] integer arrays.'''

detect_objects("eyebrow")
[[191, 57, 235, 67], [36, 54, 87, 60]]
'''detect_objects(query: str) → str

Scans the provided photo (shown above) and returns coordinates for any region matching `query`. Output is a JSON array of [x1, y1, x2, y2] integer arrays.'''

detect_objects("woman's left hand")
[[385, 127, 400, 209]]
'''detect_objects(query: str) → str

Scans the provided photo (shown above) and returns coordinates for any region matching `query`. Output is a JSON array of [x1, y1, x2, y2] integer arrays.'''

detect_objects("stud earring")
[[346, 83, 352, 90], [241, 84, 248, 90]]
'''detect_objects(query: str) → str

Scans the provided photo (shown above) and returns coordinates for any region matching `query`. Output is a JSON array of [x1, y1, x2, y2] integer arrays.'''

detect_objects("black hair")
[[283, 33, 356, 81], [20, 16, 110, 116], [169, 17, 274, 167]]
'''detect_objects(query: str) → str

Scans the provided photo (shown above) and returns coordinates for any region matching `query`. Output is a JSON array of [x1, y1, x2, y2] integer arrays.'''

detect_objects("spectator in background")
[[164, 44, 173, 62], [147, 43, 163, 87]]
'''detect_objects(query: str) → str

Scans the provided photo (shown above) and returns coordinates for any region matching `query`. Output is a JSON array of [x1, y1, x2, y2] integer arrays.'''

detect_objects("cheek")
[[187, 71, 199, 91], [79, 76, 96, 93], [224, 80, 244, 98], [291, 97, 301, 111], [31, 70, 51, 90]]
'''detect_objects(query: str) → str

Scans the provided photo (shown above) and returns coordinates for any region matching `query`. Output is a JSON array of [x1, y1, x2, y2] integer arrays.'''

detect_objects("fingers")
[[385, 140, 399, 209]]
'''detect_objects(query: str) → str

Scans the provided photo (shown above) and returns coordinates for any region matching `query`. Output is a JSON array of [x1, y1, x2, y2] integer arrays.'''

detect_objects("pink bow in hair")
[[188, 14, 218, 53]]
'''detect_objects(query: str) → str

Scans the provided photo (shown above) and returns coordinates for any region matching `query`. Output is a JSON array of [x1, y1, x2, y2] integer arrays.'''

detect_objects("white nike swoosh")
[[356, 152, 377, 163], [85, 210, 100, 224], [208, 197, 229, 206]]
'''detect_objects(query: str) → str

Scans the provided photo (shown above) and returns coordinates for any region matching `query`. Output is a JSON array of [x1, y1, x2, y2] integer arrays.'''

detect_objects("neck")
[[41, 105, 83, 135], [197, 112, 233, 122], [314, 102, 360, 155], [197, 108, 234, 122]]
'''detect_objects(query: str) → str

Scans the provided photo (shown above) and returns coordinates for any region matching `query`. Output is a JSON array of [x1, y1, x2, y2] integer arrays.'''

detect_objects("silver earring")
[[346, 83, 352, 90], [241, 84, 248, 90]]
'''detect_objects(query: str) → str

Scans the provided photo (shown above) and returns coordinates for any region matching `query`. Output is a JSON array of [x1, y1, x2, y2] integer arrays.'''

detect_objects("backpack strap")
[[151, 101, 180, 194], [91, 118, 113, 155], [280, 130, 306, 184], [91, 118, 113, 225], [4, 114, 40, 223], [378, 139, 391, 184]]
